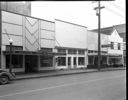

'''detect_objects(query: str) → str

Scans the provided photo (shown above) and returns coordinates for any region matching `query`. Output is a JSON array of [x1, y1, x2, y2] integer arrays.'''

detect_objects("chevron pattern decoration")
[[25, 17, 39, 51]]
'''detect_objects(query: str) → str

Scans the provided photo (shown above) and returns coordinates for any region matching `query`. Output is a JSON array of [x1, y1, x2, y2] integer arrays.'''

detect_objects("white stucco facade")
[[1, 10, 56, 72], [55, 19, 88, 69]]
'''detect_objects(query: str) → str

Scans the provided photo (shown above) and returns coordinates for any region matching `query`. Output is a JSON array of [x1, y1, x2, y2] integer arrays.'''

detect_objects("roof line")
[[2, 10, 55, 23], [55, 19, 87, 28]]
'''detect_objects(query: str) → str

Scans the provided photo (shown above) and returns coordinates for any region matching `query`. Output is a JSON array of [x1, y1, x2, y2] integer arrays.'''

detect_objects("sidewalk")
[[15, 67, 126, 80]]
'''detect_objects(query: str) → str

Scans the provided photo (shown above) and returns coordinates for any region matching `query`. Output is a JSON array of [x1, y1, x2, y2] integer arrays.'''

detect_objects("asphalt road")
[[0, 70, 126, 100]]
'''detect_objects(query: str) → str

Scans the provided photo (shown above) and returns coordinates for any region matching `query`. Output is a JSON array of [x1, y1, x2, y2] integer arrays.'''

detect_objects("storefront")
[[3, 49, 66, 73], [108, 55, 123, 67], [55, 47, 88, 69]]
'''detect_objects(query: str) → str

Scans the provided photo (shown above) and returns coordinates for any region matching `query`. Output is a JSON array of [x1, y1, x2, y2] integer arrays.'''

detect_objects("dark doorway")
[[68, 57, 71, 69], [25, 55, 38, 73], [73, 57, 77, 67]]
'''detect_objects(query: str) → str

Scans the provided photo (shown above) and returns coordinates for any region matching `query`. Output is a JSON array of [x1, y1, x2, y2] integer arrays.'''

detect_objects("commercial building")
[[54, 19, 88, 69], [0, 10, 61, 72], [0, 9, 125, 73], [87, 30, 108, 68], [113, 24, 126, 66], [0, 10, 88, 73], [89, 25, 124, 68]]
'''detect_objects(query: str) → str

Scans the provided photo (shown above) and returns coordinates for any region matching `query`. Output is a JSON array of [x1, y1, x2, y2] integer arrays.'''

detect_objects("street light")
[[9, 38, 13, 73]]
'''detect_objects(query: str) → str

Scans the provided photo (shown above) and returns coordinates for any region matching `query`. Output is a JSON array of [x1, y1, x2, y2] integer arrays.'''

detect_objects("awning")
[[3, 51, 66, 56]]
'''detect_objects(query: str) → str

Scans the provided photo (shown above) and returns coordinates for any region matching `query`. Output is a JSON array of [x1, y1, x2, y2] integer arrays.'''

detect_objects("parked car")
[[0, 69, 15, 85]]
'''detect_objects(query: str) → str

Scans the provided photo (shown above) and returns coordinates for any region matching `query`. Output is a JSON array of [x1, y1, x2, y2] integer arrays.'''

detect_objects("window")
[[6, 45, 23, 51], [58, 57, 66, 66], [88, 50, 93, 53], [68, 49, 77, 54], [40, 56, 53, 67], [118, 43, 121, 50], [78, 50, 85, 55], [40, 48, 52, 53], [111, 42, 114, 49], [58, 49, 66, 53], [78, 57, 85, 65], [6, 55, 23, 68]]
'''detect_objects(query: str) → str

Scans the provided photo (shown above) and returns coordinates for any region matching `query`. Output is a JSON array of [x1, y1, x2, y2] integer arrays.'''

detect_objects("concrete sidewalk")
[[15, 67, 126, 80]]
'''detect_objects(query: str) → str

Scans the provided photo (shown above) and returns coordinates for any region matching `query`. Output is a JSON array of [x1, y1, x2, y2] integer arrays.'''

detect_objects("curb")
[[14, 68, 126, 80]]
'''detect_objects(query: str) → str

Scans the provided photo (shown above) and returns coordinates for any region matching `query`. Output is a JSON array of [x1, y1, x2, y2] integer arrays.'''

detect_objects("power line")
[[109, 2, 125, 12], [105, 7, 125, 18]]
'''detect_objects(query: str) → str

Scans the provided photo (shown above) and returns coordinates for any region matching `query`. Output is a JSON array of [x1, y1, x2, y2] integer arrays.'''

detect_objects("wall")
[[55, 19, 87, 49], [87, 31, 108, 51], [1, 10, 55, 71], [108, 29, 123, 55], [40, 20, 55, 48], [2, 11, 55, 51]]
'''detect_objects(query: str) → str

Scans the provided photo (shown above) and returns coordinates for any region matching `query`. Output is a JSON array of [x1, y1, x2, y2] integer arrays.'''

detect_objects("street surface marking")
[[0, 75, 125, 98]]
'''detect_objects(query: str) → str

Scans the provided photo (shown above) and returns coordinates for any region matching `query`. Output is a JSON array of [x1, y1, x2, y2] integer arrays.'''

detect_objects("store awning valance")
[[3, 50, 66, 56]]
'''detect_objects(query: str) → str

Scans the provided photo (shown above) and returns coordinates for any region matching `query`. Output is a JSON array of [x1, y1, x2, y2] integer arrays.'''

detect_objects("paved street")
[[0, 70, 126, 100]]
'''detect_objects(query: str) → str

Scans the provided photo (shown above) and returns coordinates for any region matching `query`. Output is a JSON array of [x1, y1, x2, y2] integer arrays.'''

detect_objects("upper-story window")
[[118, 43, 121, 50], [68, 49, 77, 54], [57, 49, 66, 53], [78, 50, 85, 55], [111, 42, 114, 49]]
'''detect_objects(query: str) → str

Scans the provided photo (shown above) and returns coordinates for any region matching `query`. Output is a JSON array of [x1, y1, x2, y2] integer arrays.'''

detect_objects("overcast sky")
[[31, 0, 125, 30]]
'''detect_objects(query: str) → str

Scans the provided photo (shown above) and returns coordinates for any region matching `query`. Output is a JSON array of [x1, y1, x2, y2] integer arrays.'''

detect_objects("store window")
[[58, 57, 66, 66], [78, 57, 85, 65], [6, 55, 23, 68], [40, 56, 53, 67]]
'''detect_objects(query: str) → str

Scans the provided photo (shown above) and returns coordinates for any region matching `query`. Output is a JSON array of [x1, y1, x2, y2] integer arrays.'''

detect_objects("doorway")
[[68, 57, 71, 69], [25, 55, 38, 73], [73, 57, 77, 68]]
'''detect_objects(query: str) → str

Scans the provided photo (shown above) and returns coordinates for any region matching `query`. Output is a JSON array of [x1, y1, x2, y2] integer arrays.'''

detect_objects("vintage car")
[[0, 69, 15, 85]]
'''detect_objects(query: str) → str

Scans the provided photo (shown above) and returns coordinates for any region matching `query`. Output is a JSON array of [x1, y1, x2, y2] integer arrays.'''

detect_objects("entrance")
[[25, 55, 38, 73], [68, 57, 71, 69], [73, 57, 77, 68]]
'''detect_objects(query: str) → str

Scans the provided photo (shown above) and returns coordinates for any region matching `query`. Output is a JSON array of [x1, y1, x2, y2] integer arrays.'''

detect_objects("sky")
[[31, 0, 125, 30]]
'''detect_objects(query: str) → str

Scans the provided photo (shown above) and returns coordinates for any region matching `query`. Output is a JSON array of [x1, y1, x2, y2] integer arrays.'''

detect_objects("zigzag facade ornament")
[[25, 17, 40, 51]]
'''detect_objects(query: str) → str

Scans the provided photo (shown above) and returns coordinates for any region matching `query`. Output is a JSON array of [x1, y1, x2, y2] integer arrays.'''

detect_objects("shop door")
[[68, 57, 71, 69], [25, 55, 38, 73], [73, 57, 77, 68]]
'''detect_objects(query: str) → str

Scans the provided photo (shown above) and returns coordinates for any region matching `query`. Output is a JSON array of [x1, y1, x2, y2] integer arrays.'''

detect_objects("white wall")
[[2, 11, 22, 25], [87, 31, 108, 51], [2, 11, 55, 51], [40, 20, 55, 48], [55, 19, 87, 49], [2, 11, 23, 50], [108, 29, 123, 55]]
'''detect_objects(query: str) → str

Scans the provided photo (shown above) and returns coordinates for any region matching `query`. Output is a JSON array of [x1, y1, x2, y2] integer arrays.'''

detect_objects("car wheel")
[[0, 75, 9, 85]]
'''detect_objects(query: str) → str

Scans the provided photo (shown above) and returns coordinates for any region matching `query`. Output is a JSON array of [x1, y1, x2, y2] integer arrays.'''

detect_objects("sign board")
[[101, 44, 112, 48]]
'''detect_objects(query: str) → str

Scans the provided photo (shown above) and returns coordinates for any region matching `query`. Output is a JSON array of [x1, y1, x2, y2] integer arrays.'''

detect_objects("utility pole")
[[0, 2, 2, 68], [94, 1, 105, 71]]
